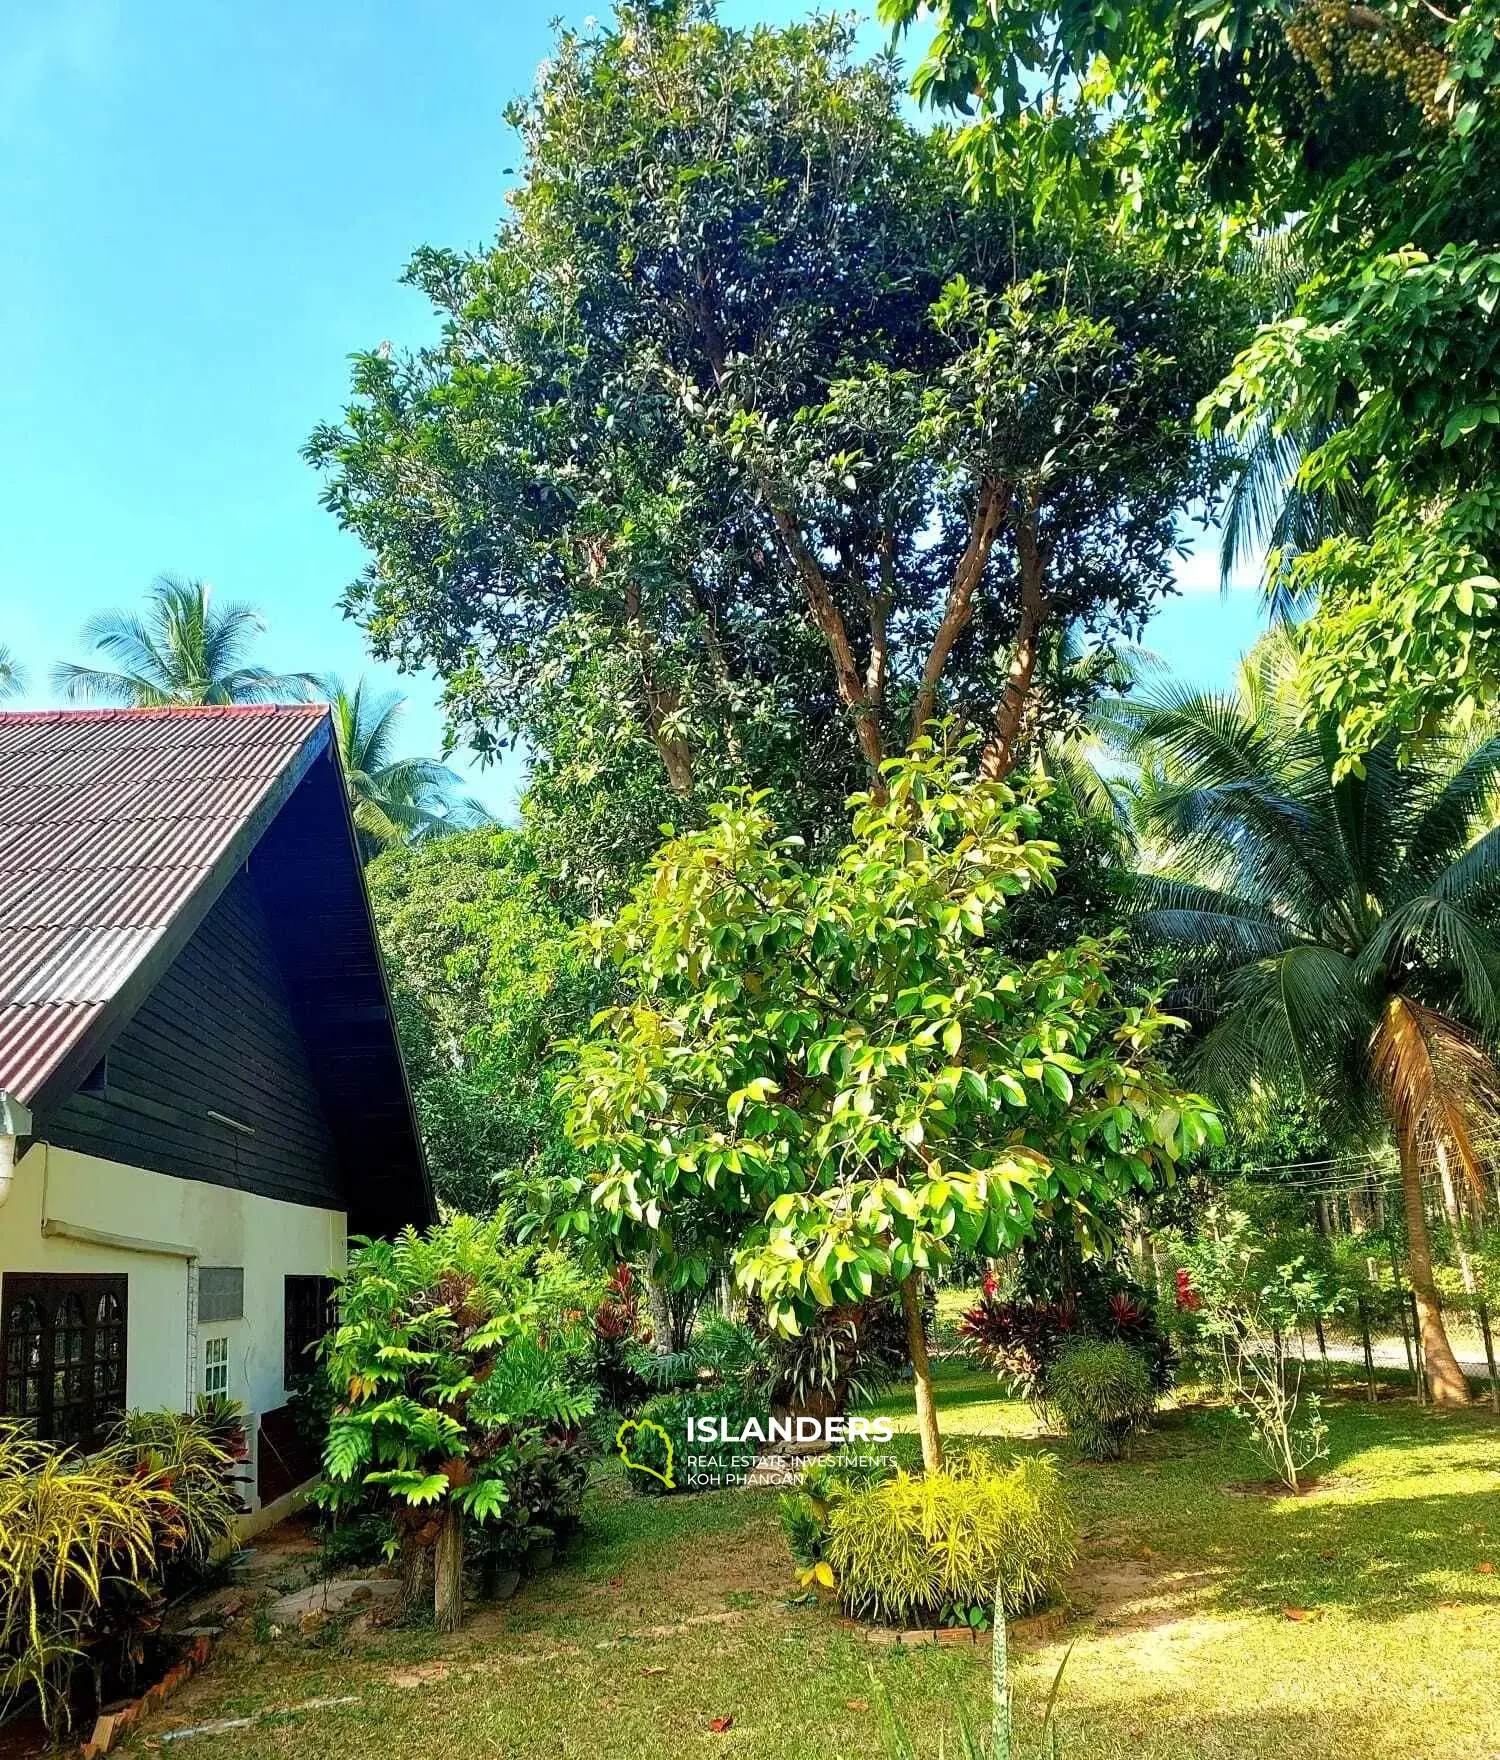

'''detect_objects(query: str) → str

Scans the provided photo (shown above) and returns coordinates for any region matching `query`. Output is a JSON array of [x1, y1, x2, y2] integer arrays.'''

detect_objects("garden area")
[[86, 1354, 1500, 1760], [6, 0, 1500, 1753]]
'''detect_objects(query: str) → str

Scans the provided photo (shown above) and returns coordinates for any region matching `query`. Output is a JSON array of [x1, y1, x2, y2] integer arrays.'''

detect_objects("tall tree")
[[53, 576, 311, 707], [884, 0, 1500, 776], [308, 4, 1236, 879], [1117, 633, 1500, 1402], [0, 645, 24, 700], [321, 674, 487, 860]]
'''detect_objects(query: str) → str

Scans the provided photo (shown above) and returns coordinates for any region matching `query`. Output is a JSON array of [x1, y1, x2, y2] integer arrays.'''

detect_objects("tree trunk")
[[909, 479, 1010, 745], [397, 1520, 428, 1620], [900, 1272, 942, 1474], [978, 503, 1048, 782], [1397, 1136, 1469, 1405], [433, 1503, 465, 1634]]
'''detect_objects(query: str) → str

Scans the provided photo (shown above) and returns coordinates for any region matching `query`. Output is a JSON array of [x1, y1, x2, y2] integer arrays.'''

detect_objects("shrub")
[[761, 1294, 916, 1417], [778, 1455, 894, 1588], [0, 1410, 241, 1736], [319, 1217, 597, 1631], [1045, 1341, 1156, 1461], [590, 1263, 651, 1410], [824, 1452, 1076, 1626], [960, 1270, 1171, 1400], [640, 1312, 769, 1399], [113, 1401, 248, 1582]]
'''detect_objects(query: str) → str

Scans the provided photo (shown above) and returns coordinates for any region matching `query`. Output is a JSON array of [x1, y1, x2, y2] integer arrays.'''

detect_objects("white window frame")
[[202, 1333, 230, 1399]]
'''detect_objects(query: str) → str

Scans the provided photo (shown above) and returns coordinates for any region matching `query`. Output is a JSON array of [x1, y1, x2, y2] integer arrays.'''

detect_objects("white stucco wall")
[[0, 1141, 345, 1503]]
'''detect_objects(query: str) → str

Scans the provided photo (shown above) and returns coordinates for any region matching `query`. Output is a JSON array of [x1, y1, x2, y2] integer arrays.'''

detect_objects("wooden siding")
[[33, 872, 344, 1211]]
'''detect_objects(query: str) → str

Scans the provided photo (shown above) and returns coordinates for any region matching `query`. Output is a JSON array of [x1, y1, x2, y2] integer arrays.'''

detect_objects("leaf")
[[708, 1716, 735, 1733], [1282, 1605, 1321, 1621], [813, 1561, 836, 1588]]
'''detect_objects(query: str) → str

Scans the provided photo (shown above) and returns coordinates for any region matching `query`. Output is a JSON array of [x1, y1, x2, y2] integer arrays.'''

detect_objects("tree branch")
[[909, 477, 1012, 746], [978, 493, 1050, 782]]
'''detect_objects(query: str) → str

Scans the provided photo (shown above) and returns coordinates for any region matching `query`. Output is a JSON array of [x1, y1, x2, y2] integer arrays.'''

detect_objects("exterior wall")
[[32, 872, 346, 1213], [0, 1141, 345, 1508]]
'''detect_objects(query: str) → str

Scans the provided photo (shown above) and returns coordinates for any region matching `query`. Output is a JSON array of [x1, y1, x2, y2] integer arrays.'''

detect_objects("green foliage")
[[639, 1311, 769, 1399], [318, 1216, 596, 1622], [1118, 631, 1500, 1389], [0, 644, 25, 699], [560, 743, 1218, 1451], [1044, 1341, 1155, 1461], [112, 1402, 247, 1578], [0, 1411, 241, 1735], [368, 829, 604, 1214], [884, 0, 1500, 772], [320, 674, 486, 859], [623, 1385, 755, 1496], [824, 1452, 1076, 1626], [1167, 1210, 1339, 1489], [309, 3, 1236, 900]]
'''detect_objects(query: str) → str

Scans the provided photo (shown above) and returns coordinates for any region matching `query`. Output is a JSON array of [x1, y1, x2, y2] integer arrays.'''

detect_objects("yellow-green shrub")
[[1046, 1340, 1155, 1461], [0, 1411, 241, 1734], [824, 1451, 1075, 1626]]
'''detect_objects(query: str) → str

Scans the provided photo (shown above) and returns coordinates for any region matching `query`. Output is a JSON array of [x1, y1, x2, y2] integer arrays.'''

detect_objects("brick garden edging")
[[81, 1633, 214, 1756]]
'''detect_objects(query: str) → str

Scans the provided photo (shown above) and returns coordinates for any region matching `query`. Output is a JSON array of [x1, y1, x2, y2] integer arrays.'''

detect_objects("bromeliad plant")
[[561, 744, 1220, 1471], [319, 1216, 596, 1632]]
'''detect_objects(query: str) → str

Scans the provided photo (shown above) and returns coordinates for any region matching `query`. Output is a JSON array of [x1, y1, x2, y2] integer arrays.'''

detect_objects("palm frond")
[[1370, 997, 1500, 1200]]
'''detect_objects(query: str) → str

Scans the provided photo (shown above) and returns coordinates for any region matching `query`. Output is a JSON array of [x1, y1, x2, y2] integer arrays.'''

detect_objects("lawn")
[[126, 1366, 1500, 1760]]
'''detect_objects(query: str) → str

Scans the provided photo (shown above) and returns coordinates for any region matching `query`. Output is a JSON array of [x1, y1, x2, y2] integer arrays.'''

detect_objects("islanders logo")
[[615, 1417, 675, 1488]]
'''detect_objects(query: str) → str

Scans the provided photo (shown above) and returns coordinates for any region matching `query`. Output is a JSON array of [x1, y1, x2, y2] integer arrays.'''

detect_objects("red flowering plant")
[[590, 1263, 653, 1408], [961, 1259, 1173, 1399]]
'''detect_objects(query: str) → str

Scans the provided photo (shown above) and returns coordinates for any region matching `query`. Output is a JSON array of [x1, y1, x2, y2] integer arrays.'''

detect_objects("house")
[[0, 703, 434, 1529]]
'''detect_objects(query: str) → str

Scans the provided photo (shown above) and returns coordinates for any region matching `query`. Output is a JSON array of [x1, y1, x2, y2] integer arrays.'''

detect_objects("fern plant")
[[319, 1216, 597, 1632]]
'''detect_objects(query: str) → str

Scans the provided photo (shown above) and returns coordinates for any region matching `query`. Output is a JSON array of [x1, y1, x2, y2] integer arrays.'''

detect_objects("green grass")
[[127, 1365, 1500, 1760]]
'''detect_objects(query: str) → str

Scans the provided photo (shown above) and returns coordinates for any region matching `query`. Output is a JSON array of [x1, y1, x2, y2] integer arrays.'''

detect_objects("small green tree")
[[560, 746, 1219, 1471], [320, 1217, 594, 1631], [1169, 1210, 1340, 1492]]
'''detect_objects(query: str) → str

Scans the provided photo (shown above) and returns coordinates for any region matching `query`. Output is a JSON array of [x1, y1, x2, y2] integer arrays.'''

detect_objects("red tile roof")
[[0, 704, 330, 1105]]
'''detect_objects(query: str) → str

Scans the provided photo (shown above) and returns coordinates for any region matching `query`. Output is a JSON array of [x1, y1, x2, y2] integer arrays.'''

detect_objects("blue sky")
[[1, 0, 1265, 818]]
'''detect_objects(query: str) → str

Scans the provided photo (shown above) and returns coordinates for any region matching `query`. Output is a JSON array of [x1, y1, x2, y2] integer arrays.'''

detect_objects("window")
[[283, 1276, 337, 1389], [198, 1268, 244, 1324], [0, 1273, 127, 1448], [202, 1335, 230, 1399]]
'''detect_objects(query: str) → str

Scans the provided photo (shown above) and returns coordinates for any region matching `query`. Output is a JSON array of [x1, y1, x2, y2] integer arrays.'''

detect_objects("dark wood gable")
[[33, 869, 344, 1212]]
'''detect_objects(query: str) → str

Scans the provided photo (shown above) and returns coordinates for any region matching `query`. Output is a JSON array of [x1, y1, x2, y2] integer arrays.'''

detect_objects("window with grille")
[[283, 1275, 337, 1389], [0, 1273, 127, 1448], [202, 1334, 230, 1398]]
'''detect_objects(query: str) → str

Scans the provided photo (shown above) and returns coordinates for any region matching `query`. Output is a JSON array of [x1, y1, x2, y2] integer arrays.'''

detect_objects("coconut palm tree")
[[0, 644, 24, 699], [1117, 632, 1500, 1403], [52, 576, 312, 706], [321, 675, 489, 860]]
